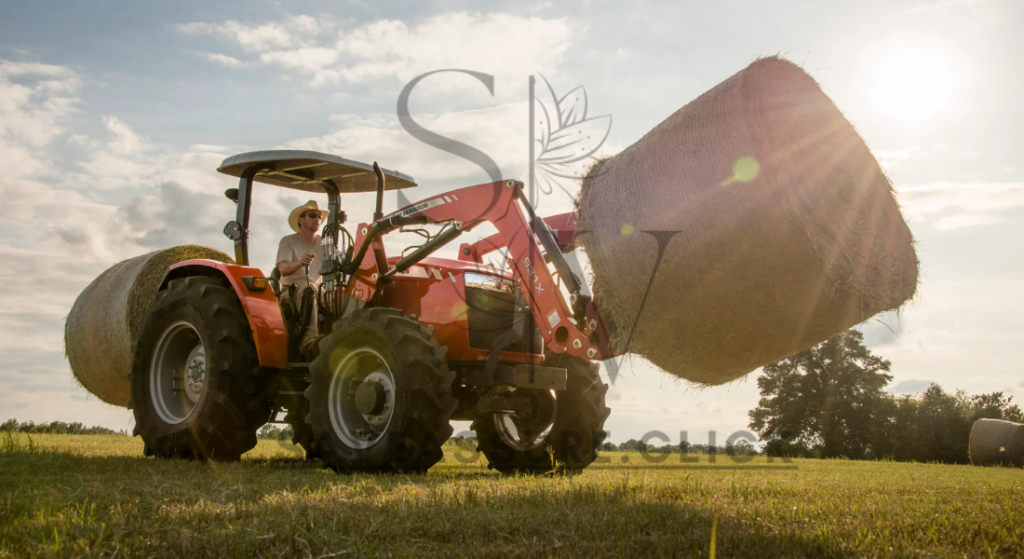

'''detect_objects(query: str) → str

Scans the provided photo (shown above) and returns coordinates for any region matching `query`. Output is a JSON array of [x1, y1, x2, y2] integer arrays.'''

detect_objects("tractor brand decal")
[[397, 196, 448, 218], [521, 257, 544, 295], [547, 308, 561, 328]]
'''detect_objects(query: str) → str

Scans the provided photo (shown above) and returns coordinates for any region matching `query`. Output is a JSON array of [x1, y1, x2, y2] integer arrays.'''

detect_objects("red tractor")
[[130, 150, 617, 473]]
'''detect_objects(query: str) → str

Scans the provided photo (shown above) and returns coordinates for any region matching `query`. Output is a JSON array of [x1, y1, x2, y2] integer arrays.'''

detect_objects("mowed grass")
[[1, 434, 1023, 558]]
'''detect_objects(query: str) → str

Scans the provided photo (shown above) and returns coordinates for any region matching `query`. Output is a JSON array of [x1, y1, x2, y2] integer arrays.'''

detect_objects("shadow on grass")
[[0, 445, 859, 558]]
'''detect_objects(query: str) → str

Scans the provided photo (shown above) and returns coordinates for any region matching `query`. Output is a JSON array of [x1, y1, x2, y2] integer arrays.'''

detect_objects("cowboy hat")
[[288, 200, 330, 233]]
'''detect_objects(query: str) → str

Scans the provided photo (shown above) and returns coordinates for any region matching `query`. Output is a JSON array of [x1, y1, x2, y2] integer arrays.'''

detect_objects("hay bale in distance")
[[64, 246, 233, 406], [970, 419, 1024, 467], [576, 56, 918, 385]]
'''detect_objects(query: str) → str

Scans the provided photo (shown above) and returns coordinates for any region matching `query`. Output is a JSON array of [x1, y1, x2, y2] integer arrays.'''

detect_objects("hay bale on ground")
[[970, 419, 1024, 467], [576, 56, 918, 385], [64, 246, 233, 406]]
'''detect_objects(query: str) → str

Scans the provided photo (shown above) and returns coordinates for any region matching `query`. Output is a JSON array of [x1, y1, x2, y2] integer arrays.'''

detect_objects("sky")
[[0, 0, 1021, 445]]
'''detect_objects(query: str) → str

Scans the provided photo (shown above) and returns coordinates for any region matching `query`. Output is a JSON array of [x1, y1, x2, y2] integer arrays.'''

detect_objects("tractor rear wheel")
[[130, 276, 272, 461], [305, 308, 456, 472], [472, 353, 610, 474]]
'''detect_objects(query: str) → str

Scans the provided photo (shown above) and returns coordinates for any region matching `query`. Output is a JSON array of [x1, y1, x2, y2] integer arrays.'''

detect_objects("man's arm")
[[276, 237, 315, 277], [278, 253, 314, 277]]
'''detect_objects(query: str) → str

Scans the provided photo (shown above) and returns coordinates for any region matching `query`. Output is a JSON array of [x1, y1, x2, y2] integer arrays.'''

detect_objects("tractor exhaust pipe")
[[372, 162, 385, 221]]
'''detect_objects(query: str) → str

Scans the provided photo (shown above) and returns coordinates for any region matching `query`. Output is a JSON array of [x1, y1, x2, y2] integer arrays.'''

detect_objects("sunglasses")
[[301, 212, 323, 220]]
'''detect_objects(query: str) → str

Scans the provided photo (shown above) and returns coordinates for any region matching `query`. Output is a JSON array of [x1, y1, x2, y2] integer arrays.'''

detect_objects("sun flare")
[[869, 46, 955, 120]]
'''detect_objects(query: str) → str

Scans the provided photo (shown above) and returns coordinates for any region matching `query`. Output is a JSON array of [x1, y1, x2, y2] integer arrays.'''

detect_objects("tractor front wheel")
[[472, 353, 610, 474], [130, 277, 272, 460], [305, 308, 456, 472]]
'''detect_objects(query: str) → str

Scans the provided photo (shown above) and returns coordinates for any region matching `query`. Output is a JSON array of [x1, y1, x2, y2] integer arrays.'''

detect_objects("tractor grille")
[[465, 285, 544, 354]]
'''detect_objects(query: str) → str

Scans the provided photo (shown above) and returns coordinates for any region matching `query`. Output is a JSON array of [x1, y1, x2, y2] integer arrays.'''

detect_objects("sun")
[[869, 46, 956, 120]]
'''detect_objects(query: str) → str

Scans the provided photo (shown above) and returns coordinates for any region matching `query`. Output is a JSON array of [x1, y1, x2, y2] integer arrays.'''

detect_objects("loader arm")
[[457, 212, 579, 264], [346, 179, 620, 360]]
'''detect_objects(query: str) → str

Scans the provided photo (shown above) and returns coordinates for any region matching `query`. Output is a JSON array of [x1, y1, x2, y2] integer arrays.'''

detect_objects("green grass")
[[1, 433, 1022, 557]]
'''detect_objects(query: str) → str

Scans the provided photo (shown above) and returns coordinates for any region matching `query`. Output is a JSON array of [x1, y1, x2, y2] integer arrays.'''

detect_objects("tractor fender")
[[161, 259, 288, 369]]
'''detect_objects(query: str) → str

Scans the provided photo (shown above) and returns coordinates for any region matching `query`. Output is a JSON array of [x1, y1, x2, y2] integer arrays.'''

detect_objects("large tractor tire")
[[305, 308, 456, 473], [472, 353, 610, 474], [130, 277, 272, 461]]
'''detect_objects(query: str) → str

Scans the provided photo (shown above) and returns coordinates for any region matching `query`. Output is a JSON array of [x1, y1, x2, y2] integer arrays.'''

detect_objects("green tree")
[[913, 385, 972, 463], [969, 392, 1024, 423], [748, 330, 893, 459], [904, 386, 1024, 464]]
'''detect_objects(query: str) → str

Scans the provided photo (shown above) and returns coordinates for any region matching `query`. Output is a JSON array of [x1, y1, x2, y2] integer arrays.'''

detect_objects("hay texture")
[[970, 419, 1024, 467], [64, 246, 233, 406], [576, 56, 918, 385]]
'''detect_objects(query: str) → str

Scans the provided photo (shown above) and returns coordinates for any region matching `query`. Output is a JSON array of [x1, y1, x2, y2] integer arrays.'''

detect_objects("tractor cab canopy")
[[219, 150, 417, 266], [217, 150, 417, 193]]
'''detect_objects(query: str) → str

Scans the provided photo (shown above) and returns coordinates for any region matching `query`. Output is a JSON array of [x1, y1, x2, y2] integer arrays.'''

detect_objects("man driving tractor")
[[276, 200, 329, 349]]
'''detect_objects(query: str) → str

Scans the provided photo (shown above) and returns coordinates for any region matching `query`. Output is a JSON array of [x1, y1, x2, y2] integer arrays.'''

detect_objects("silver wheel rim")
[[493, 389, 557, 452], [328, 348, 396, 450], [149, 321, 206, 425]]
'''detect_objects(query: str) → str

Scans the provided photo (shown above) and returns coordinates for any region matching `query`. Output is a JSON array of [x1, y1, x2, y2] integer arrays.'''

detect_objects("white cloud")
[[103, 115, 143, 155], [889, 379, 934, 394], [933, 212, 999, 230], [904, 0, 997, 16], [259, 47, 337, 72], [287, 105, 530, 186], [198, 52, 246, 68], [178, 13, 573, 91], [175, 16, 324, 53], [875, 148, 913, 168], [896, 181, 1024, 227], [0, 60, 80, 170]]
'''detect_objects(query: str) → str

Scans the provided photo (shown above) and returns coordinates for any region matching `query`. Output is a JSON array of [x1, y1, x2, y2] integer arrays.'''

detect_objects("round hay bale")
[[969, 419, 1024, 467], [576, 56, 918, 385], [64, 246, 233, 406]]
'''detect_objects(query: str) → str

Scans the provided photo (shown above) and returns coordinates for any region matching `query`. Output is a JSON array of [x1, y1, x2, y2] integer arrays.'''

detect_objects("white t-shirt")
[[276, 233, 322, 287]]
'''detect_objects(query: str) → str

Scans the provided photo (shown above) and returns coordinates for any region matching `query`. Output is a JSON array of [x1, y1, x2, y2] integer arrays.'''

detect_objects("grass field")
[[1, 433, 1022, 558]]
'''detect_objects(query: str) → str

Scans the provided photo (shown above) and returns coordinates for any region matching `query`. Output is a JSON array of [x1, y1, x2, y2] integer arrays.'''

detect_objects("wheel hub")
[[328, 350, 396, 450], [494, 389, 557, 451], [150, 321, 206, 424], [183, 351, 206, 404], [354, 380, 386, 416]]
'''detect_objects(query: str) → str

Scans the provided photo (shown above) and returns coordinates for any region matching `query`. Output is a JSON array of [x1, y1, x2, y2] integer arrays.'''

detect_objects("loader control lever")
[[372, 162, 385, 221]]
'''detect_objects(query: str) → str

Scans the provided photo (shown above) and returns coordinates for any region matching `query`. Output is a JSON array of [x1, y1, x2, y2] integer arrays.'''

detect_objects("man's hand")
[[278, 252, 316, 277]]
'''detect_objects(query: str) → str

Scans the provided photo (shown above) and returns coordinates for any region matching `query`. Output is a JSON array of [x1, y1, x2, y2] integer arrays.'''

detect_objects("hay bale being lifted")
[[65, 246, 233, 406], [576, 56, 918, 385], [970, 419, 1024, 467]]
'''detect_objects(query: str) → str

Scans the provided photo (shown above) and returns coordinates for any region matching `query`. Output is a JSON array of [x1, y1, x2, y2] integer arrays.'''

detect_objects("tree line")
[[749, 330, 1021, 464], [598, 438, 760, 456], [1, 419, 125, 436]]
